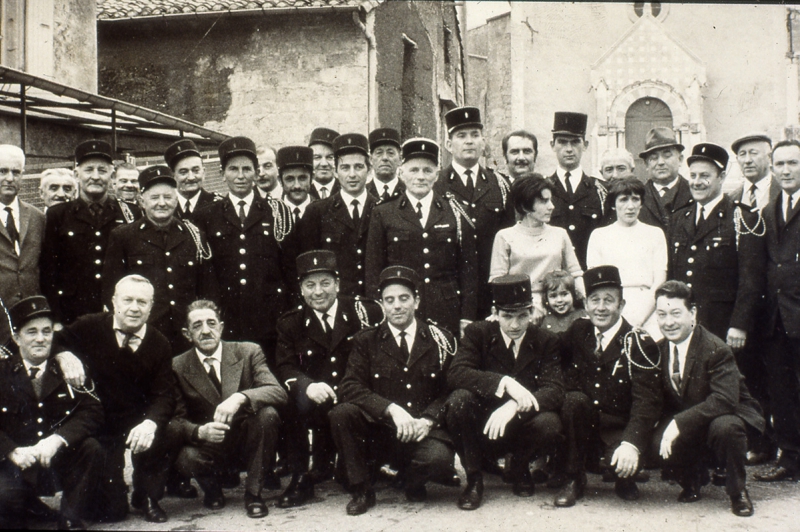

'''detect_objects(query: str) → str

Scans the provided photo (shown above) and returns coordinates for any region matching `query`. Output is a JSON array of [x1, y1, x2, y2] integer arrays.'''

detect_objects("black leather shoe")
[[244, 492, 268, 519], [263, 470, 282, 490], [137, 496, 168, 523], [278, 473, 315, 508], [405, 484, 427, 502], [57, 517, 87, 530], [677, 485, 701, 503], [26, 496, 59, 521], [346, 486, 376, 515], [614, 478, 640, 501], [166, 478, 199, 499], [457, 475, 483, 510], [730, 489, 754, 517], [203, 489, 226, 510], [746, 451, 772, 466], [754, 465, 798, 482], [554, 479, 585, 508]]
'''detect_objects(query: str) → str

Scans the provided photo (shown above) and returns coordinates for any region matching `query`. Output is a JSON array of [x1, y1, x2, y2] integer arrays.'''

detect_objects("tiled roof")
[[97, 0, 367, 20]]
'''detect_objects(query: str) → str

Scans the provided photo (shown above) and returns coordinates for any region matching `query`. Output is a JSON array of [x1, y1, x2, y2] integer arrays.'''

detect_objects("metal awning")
[[0, 65, 229, 155]]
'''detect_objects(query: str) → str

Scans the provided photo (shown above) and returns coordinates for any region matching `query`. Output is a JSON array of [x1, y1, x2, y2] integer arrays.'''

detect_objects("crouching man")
[[330, 266, 458, 515], [168, 300, 287, 518]]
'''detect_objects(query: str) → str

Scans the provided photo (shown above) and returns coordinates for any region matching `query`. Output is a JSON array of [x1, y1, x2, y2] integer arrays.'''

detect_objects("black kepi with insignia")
[[490, 274, 533, 310], [379, 265, 420, 294], [164, 139, 201, 170], [444, 106, 483, 134], [277, 146, 314, 171], [332, 133, 369, 157], [552, 112, 588, 139], [75, 139, 113, 165], [297, 250, 339, 280], [138, 165, 176, 192], [402, 138, 439, 164], [687, 142, 729, 171], [9, 295, 53, 332], [369, 128, 401, 151], [583, 265, 622, 297], [308, 127, 340, 148], [218, 136, 258, 169]]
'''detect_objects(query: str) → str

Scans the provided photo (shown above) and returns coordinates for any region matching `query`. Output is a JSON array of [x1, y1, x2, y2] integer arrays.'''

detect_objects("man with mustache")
[[39, 168, 77, 211], [308, 128, 340, 200], [41, 140, 141, 325], [502, 130, 541, 183], [279, 146, 315, 224], [255, 146, 282, 200], [164, 139, 223, 224], [366, 128, 405, 202]]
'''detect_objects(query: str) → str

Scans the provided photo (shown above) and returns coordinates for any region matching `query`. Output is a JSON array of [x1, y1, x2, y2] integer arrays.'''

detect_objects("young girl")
[[540, 270, 586, 334]]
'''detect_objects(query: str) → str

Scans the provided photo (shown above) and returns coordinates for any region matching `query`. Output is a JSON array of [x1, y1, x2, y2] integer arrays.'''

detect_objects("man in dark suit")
[[169, 299, 286, 518], [366, 128, 405, 202], [653, 280, 763, 517], [255, 145, 282, 200], [367, 138, 478, 336], [729, 133, 781, 211], [330, 266, 458, 515], [501, 130, 541, 182], [274, 250, 383, 508], [194, 137, 298, 361], [278, 145, 315, 225], [553, 266, 662, 508], [546, 112, 606, 270], [436, 107, 515, 319], [51, 275, 176, 523], [102, 165, 216, 354], [164, 139, 223, 223], [308, 127, 341, 200], [298, 134, 377, 296], [445, 274, 564, 510], [0, 296, 103, 531], [638, 127, 694, 234], [754, 139, 800, 483], [41, 140, 141, 325]]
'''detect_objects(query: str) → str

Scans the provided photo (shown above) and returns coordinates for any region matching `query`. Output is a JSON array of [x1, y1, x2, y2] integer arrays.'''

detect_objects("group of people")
[[0, 103, 798, 529]]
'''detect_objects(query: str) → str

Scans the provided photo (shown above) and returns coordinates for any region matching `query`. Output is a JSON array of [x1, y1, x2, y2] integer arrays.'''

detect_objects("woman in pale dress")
[[490, 176, 584, 320], [586, 177, 667, 338]]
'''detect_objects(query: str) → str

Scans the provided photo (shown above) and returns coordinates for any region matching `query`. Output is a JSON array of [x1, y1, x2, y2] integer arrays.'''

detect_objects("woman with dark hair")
[[586, 177, 667, 338], [489, 176, 584, 319]]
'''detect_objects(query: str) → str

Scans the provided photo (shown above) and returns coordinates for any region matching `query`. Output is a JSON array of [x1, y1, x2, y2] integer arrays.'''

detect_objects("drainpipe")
[[354, 9, 377, 130]]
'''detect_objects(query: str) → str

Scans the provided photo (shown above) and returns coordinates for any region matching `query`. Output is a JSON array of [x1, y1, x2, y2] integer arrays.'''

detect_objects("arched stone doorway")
[[625, 97, 673, 180]]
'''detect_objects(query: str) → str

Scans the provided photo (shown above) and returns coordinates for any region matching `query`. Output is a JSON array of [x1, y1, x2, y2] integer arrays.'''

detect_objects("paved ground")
[[35, 464, 800, 531]]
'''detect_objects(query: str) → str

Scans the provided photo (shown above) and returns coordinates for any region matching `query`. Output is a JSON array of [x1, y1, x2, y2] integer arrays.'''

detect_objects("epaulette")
[[621, 329, 660, 377], [493, 169, 511, 208], [426, 320, 457, 367], [117, 199, 136, 223], [732, 201, 765, 249], [212, 192, 224, 202], [444, 192, 475, 245], [266, 197, 293, 242], [354, 296, 383, 328], [592, 177, 608, 216]]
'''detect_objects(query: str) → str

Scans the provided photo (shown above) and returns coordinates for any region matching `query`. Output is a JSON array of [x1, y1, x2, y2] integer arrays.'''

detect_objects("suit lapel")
[[38, 361, 62, 400], [549, 173, 570, 203], [220, 342, 244, 401], [398, 197, 423, 227], [680, 330, 701, 396], [645, 180, 668, 221], [243, 200, 266, 231], [472, 167, 491, 203], [692, 204, 720, 244], [359, 195, 377, 236], [424, 197, 446, 230], [182, 350, 221, 404], [407, 323, 431, 368], [445, 168, 470, 203], [379, 324, 407, 365], [332, 195, 356, 231], [488, 331, 515, 375], [16, 202, 30, 246], [512, 327, 538, 374], [330, 303, 351, 350], [304, 306, 329, 348], [222, 199, 242, 229], [571, 174, 593, 202]]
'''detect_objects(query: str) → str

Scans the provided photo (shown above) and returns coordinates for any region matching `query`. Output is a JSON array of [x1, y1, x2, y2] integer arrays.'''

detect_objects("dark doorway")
[[625, 97, 673, 180]]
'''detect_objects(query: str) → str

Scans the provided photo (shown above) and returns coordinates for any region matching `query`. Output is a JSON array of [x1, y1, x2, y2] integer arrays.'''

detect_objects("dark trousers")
[[764, 327, 800, 469], [285, 393, 335, 475], [0, 437, 103, 529], [329, 403, 455, 487], [651, 414, 748, 497], [175, 406, 280, 496], [736, 332, 775, 455], [445, 389, 562, 479]]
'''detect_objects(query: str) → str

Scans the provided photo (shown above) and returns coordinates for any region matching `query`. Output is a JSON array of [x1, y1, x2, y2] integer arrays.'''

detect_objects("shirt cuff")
[[619, 441, 640, 454]]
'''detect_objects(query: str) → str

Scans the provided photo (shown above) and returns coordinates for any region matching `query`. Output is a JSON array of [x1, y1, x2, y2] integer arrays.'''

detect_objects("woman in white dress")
[[490, 176, 584, 320], [586, 177, 667, 338]]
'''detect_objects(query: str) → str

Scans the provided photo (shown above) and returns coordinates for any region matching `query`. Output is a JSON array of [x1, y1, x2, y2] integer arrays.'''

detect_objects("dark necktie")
[[658, 186, 667, 198], [594, 332, 603, 357], [671, 345, 681, 391], [29, 367, 43, 398], [89, 202, 103, 220], [184, 201, 192, 215], [321, 312, 333, 345], [564, 171, 574, 196], [119, 331, 132, 349], [351, 199, 360, 226], [4, 207, 18, 253], [382, 185, 390, 202], [238, 200, 247, 226], [747, 184, 757, 207], [399, 331, 410, 362], [205, 358, 222, 393], [294, 207, 301, 225], [465, 169, 475, 198], [320, 186, 328, 199], [509, 340, 516, 360], [416, 201, 423, 225]]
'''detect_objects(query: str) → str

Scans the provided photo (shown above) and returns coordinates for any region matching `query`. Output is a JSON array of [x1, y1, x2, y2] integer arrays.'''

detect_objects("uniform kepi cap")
[[308, 127, 340, 148], [731, 133, 772, 154], [277, 146, 314, 171], [686, 142, 729, 171], [552, 112, 588, 138], [379, 265, 420, 293], [402, 138, 439, 165], [638, 127, 684, 159], [164, 139, 201, 170], [445, 106, 483, 134], [490, 274, 533, 310], [583, 265, 622, 297], [9, 296, 53, 331], [138, 165, 176, 192], [297, 250, 339, 280], [218, 136, 258, 169], [332, 133, 369, 158], [369, 128, 401, 151], [75, 139, 113, 165]]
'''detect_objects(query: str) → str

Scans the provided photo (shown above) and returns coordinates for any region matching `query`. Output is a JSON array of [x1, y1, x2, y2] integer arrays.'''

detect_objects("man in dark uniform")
[[445, 274, 564, 510], [367, 138, 478, 336], [278, 146, 315, 225], [553, 266, 662, 508], [51, 275, 176, 523], [0, 296, 103, 531], [194, 137, 298, 362], [367, 128, 405, 202], [435, 107, 515, 319], [309, 127, 341, 200], [274, 250, 382, 508], [164, 139, 223, 223], [546, 112, 606, 270], [330, 266, 458, 515], [41, 140, 141, 325], [638, 127, 694, 233], [102, 165, 216, 354], [298, 133, 377, 296]]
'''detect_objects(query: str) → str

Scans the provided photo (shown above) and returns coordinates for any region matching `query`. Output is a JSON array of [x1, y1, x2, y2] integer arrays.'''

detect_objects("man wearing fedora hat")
[[0, 296, 103, 530], [445, 274, 565, 510], [164, 139, 223, 223], [367, 128, 405, 202], [41, 139, 142, 325], [298, 134, 379, 297], [547, 112, 606, 271], [638, 127, 694, 233], [308, 127, 341, 200]]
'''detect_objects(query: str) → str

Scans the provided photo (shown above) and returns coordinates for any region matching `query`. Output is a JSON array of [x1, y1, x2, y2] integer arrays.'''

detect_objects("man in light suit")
[[0, 144, 45, 343], [653, 280, 764, 517], [169, 300, 287, 518]]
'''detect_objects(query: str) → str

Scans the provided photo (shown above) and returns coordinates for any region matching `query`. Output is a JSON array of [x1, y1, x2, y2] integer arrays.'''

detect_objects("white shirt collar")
[[388, 319, 417, 352], [313, 299, 339, 330], [314, 182, 334, 196], [228, 191, 255, 211], [452, 160, 481, 187], [595, 317, 623, 351], [0, 197, 20, 222], [340, 189, 369, 213], [405, 190, 434, 226], [181, 190, 202, 211], [195, 341, 222, 364], [655, 175, 679, 192], [375, 176, 399, 195], [697, 193, 724, 219], [261, 182, 283, 199], [286, 195, 312, 216], [500, 329, 525, 359], [556, 166, 582, 190], [22, 358, 47, 375], [112, 316, 146, 345]]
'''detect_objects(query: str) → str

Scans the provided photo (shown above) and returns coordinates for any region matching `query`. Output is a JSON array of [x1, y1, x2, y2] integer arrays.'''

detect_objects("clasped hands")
[[196, 393, 249, 443], [385, 404, 435, 443], [8, 435, 66, 469]]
